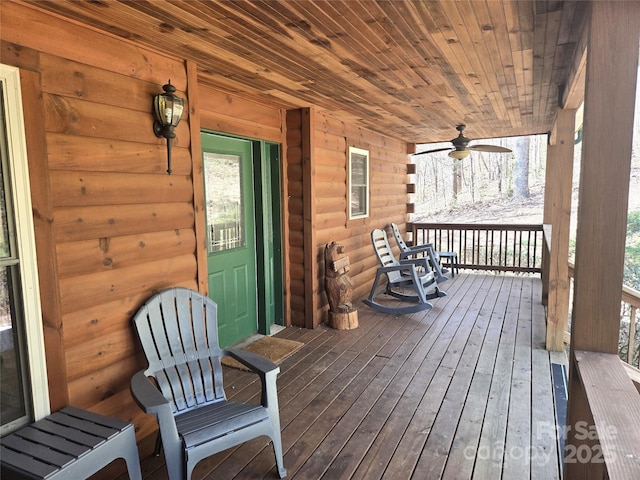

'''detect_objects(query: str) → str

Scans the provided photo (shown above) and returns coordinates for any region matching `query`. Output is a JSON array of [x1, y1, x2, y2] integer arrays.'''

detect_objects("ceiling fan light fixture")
[[449, 149, 470, 160], [415, 125, 512, 159]]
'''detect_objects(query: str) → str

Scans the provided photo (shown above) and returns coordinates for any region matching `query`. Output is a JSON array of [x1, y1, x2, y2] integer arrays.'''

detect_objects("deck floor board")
[[127, 273, 564, 480]]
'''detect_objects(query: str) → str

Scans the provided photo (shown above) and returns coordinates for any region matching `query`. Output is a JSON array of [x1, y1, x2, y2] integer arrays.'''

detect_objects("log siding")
[[1, 1, 413, 458]]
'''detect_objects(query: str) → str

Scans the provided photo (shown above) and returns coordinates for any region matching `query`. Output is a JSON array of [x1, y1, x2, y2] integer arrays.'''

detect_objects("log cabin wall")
[[1, 0, 412, 449], [0, 1, 285, 447], [198, 84, 285, 145], [2, 1, 193, 443], [309, 110, 411, 328]]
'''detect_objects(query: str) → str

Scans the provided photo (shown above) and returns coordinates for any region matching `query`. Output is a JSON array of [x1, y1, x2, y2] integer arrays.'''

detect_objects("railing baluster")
[[629, 306, 636, 366], [462, 229, 466, 265], [483, 229, 488, 266], [491, 230, 495, 266], [518, 230, 522, 268], [471, 229, 476, 266], [504, 228, 507, 268], [529, 230, 533, 269]]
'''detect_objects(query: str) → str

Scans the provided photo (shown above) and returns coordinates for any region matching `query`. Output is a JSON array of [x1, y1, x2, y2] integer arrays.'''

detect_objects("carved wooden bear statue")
[[324, 242, 358, 330]]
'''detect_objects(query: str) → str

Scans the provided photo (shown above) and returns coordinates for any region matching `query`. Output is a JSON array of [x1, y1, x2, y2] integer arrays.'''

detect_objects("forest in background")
[[412, 65, 640, 291], [412, 125, 640, 289], [412, 133, 548, 222], [411, 120, 640, 366]]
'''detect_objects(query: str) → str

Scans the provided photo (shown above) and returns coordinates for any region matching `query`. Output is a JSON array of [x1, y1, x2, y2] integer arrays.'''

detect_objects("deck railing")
[[410, 222, 544, 274]]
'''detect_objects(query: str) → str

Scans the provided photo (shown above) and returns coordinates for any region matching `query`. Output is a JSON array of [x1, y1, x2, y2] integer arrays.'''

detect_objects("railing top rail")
[[622, 285, 640, 309], [569, 262, 640, 309], [410, 222, 544, 231]]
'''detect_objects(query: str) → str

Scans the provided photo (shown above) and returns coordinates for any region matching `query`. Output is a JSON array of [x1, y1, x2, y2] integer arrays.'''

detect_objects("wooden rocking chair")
[[130, 287, 287, 480], [363, 228, 446, 315]]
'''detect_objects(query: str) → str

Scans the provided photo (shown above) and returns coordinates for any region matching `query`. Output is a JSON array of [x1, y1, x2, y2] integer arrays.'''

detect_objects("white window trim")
[[348, 146, 370, 220], [1, 64, 50, 419]]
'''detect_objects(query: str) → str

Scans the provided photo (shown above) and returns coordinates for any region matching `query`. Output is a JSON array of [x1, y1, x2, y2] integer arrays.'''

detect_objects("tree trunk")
[[452, 161, 462, 201], [514, 136, 530, 198], [470, 155, 476, 203]]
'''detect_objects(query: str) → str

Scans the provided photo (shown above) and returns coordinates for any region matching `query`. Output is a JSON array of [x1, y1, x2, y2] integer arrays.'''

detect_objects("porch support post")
[[545, 109, 576, 352], [565, 2, 639, 479], [301, 108, 318, 329], [541, 142, 555, 307]]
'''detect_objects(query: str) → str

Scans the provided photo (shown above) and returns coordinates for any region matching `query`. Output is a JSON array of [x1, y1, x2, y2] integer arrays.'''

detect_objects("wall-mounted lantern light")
[[153, 80, 184, 174]]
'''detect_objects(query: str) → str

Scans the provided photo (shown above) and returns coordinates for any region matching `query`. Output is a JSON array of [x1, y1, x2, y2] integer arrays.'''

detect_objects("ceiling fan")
[[413, 124, 512, 160]]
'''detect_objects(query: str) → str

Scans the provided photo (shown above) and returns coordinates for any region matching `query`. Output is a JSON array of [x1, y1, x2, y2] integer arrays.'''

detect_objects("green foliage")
[[628, 210, 640, 235], [625, 211, 640, 290], [624, 243, 640, 290]]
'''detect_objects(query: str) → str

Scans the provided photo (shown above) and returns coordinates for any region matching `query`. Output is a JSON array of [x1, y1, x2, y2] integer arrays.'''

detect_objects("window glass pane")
[[351, 186, 367, 217], [203, 152, 245, 252], [349, 147, 369, 219], [0, 268, 27, 427], [350, 153, 367, 185]]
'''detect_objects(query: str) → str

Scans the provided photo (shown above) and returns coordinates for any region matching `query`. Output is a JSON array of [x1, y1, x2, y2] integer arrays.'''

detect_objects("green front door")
[[201, 133, 257, 347]]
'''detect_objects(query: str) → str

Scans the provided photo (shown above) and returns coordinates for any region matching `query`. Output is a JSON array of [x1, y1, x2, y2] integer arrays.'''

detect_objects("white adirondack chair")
[[130, 287, 286, 480]]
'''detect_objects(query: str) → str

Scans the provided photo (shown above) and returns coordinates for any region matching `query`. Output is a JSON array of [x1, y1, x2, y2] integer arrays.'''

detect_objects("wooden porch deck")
[[132, 273, 567, 480]]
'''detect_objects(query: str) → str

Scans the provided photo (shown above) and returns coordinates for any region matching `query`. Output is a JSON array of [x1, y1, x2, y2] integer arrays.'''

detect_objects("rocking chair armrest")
[[399, 244, 433, 259], [377, 264, 417, 274], [224, 349, 280, 376], [398, 257, 430, 271], [130, 370, 171, 416]]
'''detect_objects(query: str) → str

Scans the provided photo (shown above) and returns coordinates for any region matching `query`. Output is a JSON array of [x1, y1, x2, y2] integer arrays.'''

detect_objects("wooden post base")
[[329, 310, 358, 330]]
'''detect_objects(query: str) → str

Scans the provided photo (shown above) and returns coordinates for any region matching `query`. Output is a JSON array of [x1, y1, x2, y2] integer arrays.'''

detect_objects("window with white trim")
[[348, 146, 369, 220]]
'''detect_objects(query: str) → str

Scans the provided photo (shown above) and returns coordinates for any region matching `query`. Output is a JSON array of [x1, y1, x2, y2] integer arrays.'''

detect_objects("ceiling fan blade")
[[469, 144, 512, 153], [411, 147, 453, 156]]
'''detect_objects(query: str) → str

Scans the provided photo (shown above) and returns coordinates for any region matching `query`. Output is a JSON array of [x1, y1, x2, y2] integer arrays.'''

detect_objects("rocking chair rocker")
[[363, 228, 446, 315]]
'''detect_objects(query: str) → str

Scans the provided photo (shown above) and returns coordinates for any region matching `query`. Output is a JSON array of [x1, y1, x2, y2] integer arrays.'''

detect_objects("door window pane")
[[203, 152, 245, 252]]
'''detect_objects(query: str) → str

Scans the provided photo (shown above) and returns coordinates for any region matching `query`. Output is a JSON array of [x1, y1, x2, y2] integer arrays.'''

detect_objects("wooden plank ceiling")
[[32, 0, 588, 144]]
